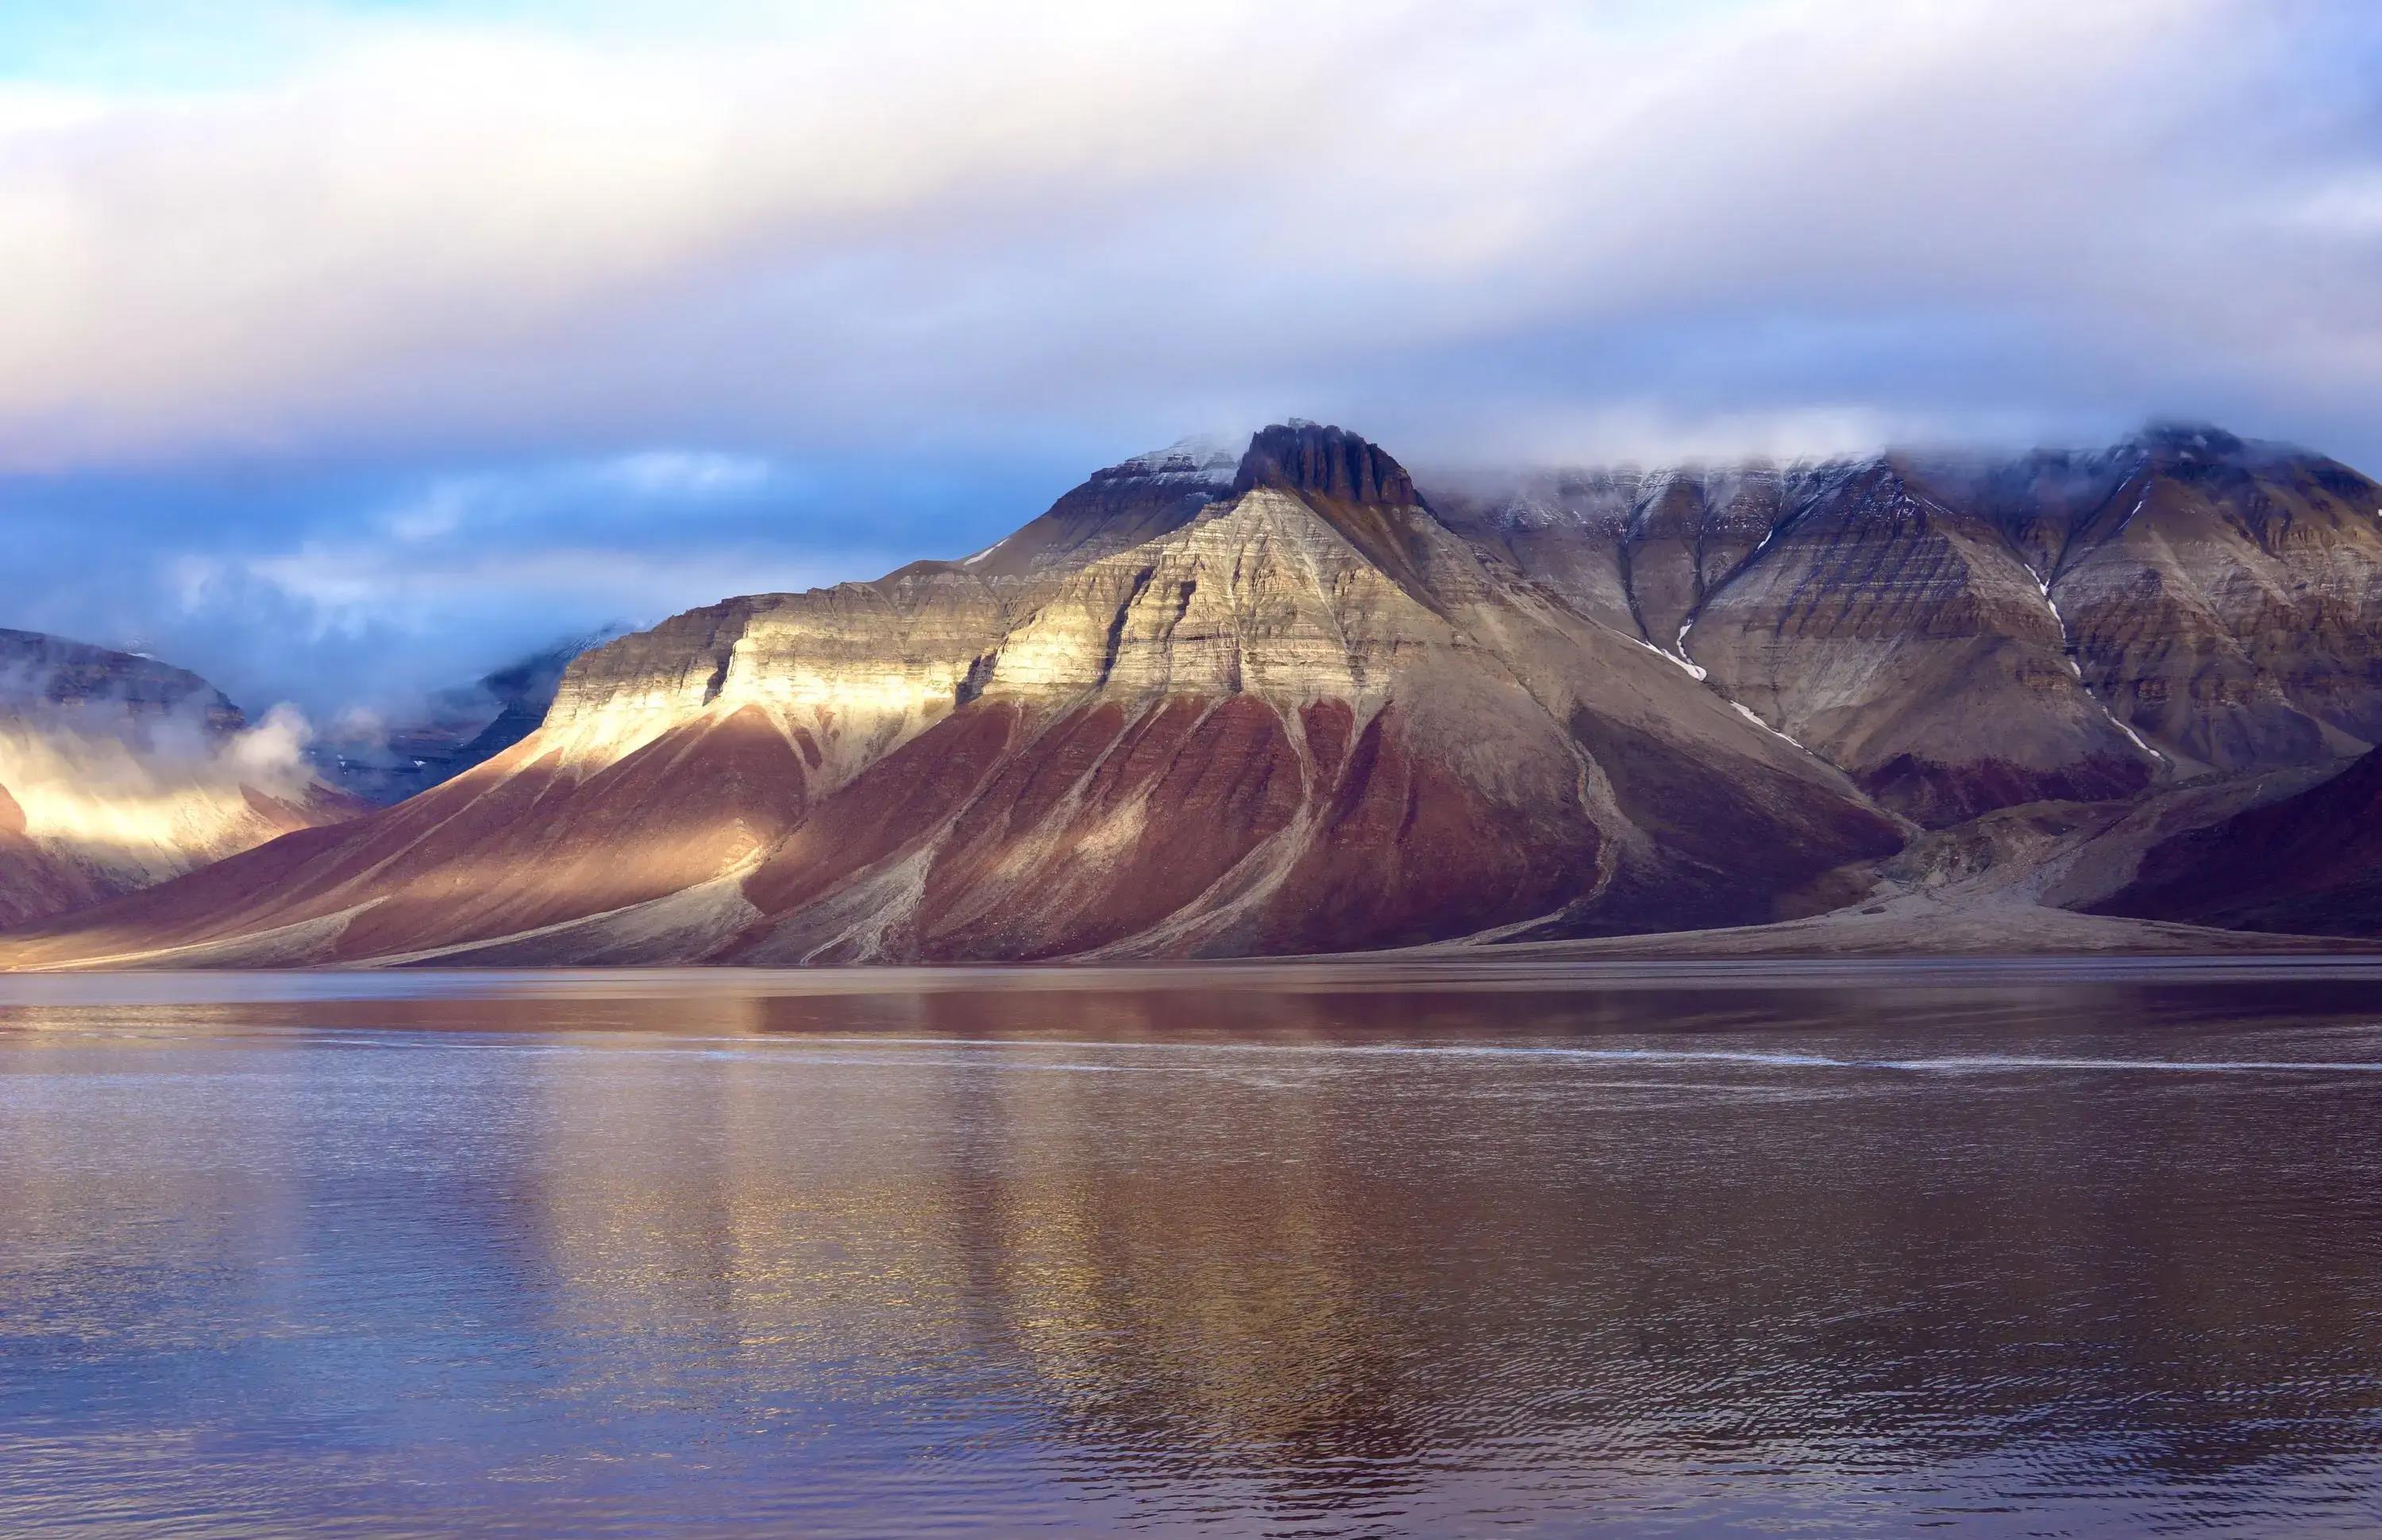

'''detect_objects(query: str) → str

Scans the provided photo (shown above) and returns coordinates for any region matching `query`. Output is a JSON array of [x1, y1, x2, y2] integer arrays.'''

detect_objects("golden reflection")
[[426, 974, 2382, 1491]]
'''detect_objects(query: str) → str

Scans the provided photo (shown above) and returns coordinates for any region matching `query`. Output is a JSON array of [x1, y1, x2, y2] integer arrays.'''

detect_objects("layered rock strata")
[[1436, 425, 2382, 826]]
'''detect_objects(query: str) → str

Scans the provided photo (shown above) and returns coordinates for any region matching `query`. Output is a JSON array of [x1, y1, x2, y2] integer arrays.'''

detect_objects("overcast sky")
[[4, 0, 2380, 717]]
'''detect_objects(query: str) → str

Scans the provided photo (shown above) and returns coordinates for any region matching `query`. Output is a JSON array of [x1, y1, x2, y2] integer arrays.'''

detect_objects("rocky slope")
[[2087, 747, 2382, 936], [0, 630, 361, 926], [13, 419, 2382, 966], [1436, 425, 2382, 827]]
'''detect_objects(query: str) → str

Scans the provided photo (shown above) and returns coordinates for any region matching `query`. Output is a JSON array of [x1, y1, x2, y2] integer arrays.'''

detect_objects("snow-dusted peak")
[[1100, 433, 1242, 487], [2130, 420, 2248, 461]]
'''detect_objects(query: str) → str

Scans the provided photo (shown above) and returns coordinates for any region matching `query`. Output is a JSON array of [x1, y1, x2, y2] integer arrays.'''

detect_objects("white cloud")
[[364, 449, 780, 548], [240, 541, 866, 629], [598, 451, 775, 497], [1443, 402, 2053, 473], [383, 480, 480, 542], [2294, 171, 2382, 235], [0, 0, 2373, 470], [224, 701, 316, 789]]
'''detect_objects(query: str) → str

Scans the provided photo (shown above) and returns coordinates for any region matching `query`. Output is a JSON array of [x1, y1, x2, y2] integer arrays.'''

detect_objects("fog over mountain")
[[1, 1, 2377, 721], [0, 629, 359, 925]]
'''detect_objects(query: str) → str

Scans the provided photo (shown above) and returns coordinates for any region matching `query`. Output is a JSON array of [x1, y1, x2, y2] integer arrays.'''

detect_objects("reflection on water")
[[2, 965, 2381, 1536]]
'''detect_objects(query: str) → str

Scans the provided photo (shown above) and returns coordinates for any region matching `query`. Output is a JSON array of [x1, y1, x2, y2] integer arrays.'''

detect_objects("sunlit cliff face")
[[521, 481, 1451, 795], [0, 705, 326, 891]]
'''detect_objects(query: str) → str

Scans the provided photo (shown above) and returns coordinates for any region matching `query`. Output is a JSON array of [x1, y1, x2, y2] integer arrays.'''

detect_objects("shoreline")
[[10, 947, 2382, 1009]]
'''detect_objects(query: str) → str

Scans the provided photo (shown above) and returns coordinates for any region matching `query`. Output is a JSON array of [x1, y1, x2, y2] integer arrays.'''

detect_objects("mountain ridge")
[[10, 419, 2382, 964]]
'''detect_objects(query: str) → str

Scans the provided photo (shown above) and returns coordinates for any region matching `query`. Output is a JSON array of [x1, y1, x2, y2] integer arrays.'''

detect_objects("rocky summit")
[[10, 420, 2382, 965]]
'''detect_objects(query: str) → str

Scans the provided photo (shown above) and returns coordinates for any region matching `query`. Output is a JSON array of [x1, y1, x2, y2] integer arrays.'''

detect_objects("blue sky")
[[2, 0, 2380, 719]]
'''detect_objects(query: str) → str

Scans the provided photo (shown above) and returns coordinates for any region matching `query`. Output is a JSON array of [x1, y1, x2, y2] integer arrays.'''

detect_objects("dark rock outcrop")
[[2091, 748, 2382, 935], [1232, 419, 1420, 506]]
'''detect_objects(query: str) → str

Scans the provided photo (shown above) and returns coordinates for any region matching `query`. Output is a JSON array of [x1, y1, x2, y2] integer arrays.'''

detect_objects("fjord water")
[[4, 966, 2381, 1537]]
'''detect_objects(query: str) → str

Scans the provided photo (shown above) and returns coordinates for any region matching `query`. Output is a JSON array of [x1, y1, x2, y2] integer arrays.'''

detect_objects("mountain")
[[950, 433, 1238, 579], [1435, 424, 2382, 826], [12, 419, 2382, 968], [0, 629, 362, 926], [312, 629, 625, 804], [0, 423, 1904, 965]]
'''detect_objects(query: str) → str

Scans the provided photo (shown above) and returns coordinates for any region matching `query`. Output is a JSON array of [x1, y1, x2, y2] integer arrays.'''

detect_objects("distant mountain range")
[[310, 627, 628, 805], [9, 419, 2382, 966]]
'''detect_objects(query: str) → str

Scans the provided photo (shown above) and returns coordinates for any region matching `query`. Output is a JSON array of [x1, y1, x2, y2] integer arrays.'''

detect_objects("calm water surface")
[[3, 962, 2381, 1537]]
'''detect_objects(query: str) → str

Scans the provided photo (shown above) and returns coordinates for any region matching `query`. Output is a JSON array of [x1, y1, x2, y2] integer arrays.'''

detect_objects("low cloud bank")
[[0, 1, 2374, 471]]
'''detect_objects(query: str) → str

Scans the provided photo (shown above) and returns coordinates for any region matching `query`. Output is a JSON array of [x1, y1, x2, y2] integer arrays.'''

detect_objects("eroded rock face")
[[1436, 426, 2382, 826], [1679, 459, 2159, 826], [0, 630, 361, 927], [2015, 428, 2382, 774]]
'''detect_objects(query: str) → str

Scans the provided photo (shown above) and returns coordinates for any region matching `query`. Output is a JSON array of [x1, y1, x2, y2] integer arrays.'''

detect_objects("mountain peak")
[[2130, 419, 2247, 457], [1232, 422, 1420, 507], [1096, 433, 1240, 487], [0, 626, 245, 737]]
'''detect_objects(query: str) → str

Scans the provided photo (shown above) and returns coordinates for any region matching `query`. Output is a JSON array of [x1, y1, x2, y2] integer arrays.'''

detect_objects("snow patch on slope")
[[1625, 635, 1707, 681], [1730, 699, 1808, 751], [2031, 572, 2086, 678], [2106, 710, 2166, 763]]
